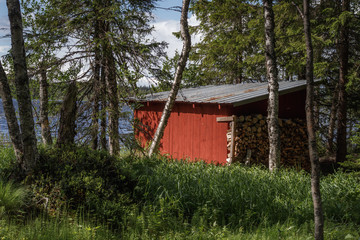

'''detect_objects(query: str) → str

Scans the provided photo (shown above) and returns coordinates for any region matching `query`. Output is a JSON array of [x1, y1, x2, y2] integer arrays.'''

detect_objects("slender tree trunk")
[[106, 49, 120, 155], [264, 0, 280, 172], [57, 81, 77, 147], [0, 61, 23, 160], [91, 73, 100, 150], [314, 89, 320, 130], [91, 19, 101, 150], [336, 0, 350, 163], [326, 83, 338, 155], [148, 0, 191, 157], [100, 64, 107, 150], [39, 68, 52, 145], [7, 0, 38, 174], [303, 0, 324, 239], [102, 20, 120, 155], [234, 14, 243, 84]]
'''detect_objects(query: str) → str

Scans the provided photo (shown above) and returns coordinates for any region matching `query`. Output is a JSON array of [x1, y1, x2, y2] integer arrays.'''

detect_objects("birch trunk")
[[39, 68, 52, 145], [7, 0, 38, 174], [264, 0, 280, 172], [336, 0, 349, 163], [303, 0, 324, 238], [0, 61, 23, 160], [148, 0, 191, 157]]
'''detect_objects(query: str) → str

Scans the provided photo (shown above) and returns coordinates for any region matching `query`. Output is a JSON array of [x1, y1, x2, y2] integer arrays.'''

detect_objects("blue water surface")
[[0, 99, 133, 144]]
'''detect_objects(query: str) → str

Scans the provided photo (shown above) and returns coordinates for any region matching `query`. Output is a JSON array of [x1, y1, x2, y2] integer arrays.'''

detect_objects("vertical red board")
[[207, 106, 214, 162], [192, 105, 201, 161]]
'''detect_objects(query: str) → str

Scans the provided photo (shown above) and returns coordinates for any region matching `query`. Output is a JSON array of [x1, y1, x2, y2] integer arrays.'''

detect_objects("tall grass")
[[0, 213, 119, 240], [0, 145, 359, 239], [121, 156, 360, 230], [0, 180, 27, 218], [0, 146, 16, 178]]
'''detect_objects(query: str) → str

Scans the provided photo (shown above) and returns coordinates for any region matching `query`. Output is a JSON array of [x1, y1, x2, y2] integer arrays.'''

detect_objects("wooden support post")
[[229, 115, 237, 164]]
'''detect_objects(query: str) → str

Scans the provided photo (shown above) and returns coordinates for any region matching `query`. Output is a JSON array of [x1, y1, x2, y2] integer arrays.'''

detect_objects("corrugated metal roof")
[[140, 80, 309, 107]]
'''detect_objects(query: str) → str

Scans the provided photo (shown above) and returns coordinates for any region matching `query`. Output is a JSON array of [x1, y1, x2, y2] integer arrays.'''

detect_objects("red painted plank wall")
[[135, 102, 232, 164], [134, 89, 306, 165]]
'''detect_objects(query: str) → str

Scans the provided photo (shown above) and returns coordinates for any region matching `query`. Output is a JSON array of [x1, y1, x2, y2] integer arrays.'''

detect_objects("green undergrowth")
[[0, 145, 359, 239], [120, 156, 360, 229], [29, 145, 136, 229], [0, 212, 119, 240]]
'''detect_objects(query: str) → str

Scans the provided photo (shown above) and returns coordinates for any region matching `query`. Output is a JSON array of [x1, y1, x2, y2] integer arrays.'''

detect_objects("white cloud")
[[136, 15, 202, 87], [152, 14, 201, 58], [0, 16, 9, 29], [137, 77, 158, 87], [152, 19, 181, 58], [0, 45, 10, 56]]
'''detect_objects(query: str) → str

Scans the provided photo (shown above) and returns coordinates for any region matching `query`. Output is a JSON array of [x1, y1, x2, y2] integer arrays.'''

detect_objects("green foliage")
[[0, 213, 120, 240], [339, 124, 360, 171], [0, 146, 16, 171], [190, 0, 265, 84], [321, 170, 360, 222], [0, 145, 360, 238], [30, 145, 134, 228], [0, 180, 28, 218], [115, 155, 360, 238], [123, 157, 311, 229], [120, 156, 360, 231], [0, 146, 16, 180]]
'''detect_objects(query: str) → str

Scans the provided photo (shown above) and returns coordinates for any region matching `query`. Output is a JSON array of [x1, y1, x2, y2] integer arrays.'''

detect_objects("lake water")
[[0, 99, 133, 144]]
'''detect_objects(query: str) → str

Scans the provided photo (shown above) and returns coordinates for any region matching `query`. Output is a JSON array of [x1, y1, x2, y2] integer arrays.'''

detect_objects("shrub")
[[29, 145, 135, 228]]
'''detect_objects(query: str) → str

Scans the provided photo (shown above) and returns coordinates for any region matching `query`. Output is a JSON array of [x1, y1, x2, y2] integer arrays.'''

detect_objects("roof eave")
[[232, 84, 306, 107]]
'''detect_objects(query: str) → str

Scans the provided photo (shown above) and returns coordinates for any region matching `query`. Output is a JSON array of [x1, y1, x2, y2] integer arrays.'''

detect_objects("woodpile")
[[227, 114, 310, 170]]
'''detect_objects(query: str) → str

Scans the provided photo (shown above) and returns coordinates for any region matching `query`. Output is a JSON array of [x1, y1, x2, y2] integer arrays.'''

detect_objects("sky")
[[0, 0, 199, 58], [0, 0, 10, 56]]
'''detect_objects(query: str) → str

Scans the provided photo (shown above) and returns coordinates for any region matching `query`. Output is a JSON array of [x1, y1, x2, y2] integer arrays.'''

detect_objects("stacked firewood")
[[227, 114, 310, 170]]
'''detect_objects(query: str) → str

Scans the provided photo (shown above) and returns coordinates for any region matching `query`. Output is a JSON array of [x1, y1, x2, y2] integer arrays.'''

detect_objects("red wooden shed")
[[134, 80, 307, 165]]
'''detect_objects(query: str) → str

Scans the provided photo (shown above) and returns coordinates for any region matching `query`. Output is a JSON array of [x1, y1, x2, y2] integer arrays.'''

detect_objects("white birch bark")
[[0, 61, 23, 160], [264, 0, 280, 172], [148, 0, 191, 157], [7, 0, 38, 174]]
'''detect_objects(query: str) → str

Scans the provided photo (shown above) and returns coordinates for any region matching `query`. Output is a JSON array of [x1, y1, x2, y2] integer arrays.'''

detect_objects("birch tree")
[[0, 61, 23, 161], [148, 0, 191, 156], [264, 0, 280, 172], [6, 0, 38, 174]]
